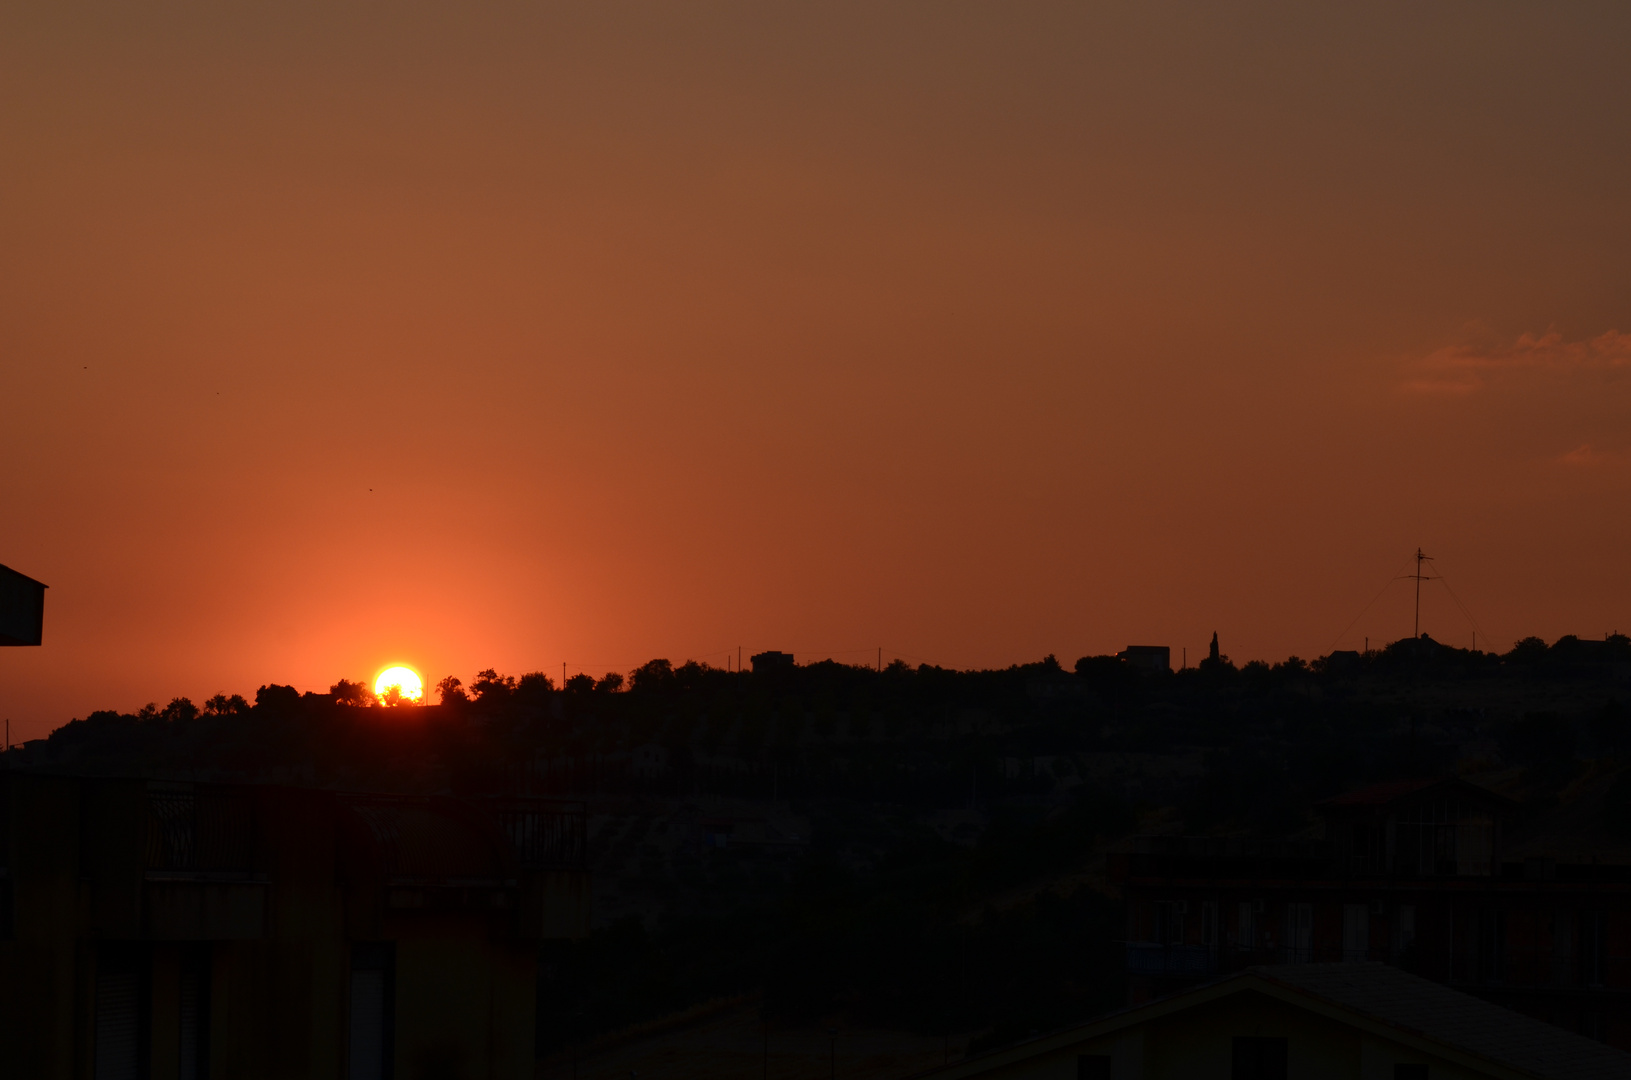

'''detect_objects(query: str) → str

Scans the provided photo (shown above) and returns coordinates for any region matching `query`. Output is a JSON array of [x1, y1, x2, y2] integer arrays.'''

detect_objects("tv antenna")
[[1407, 548, 1433, 638], [1328, 548, 1497, 654]]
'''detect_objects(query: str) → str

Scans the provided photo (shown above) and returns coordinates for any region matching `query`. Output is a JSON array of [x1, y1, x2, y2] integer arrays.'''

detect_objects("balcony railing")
[[1126, 943, 1400, 976], [1125, 941, 1631, 992], [495, 800, 588, 872], [145, 787, 256, 873]]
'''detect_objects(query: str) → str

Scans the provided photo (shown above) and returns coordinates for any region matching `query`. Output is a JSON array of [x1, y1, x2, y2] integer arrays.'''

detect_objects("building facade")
[[0, 772, 590, 1079]]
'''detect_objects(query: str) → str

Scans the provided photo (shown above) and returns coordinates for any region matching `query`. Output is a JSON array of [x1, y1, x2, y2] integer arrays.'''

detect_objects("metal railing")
[[1125, 940, 1631, 992], [145, 787, 256, 873], [496, 800, 588, 872], [1125, 943, 1399, 976]]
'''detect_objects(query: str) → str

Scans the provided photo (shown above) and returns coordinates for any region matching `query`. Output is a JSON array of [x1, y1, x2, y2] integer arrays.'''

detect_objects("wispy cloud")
[[1556, 443, 1631, 469], [1401, 329, 1631, 396]]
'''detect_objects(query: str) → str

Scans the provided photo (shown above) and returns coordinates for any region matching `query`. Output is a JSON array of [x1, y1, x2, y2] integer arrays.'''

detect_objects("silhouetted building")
[[1324, 649, 1362, 674], [0, 774, 589, 1078], [0, 563, 47, 646], [1208, 632, 1219, 664], [750, 650, 794, 673], [1111, 778, 1631, 1048], [912, 963, 1631, 1079], [1117, 646, 1171, 674]]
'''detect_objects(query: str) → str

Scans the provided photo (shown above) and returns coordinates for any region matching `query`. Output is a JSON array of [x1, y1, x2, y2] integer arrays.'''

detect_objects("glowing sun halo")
[[374, 665, 424, 704]]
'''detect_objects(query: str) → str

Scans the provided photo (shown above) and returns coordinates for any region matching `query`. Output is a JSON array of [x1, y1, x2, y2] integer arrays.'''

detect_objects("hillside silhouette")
[[10, 633, 1631, 1053]]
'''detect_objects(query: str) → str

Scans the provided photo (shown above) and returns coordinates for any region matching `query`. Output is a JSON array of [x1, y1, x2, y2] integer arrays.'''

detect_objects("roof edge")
[[905, 968, 1555, 1080]]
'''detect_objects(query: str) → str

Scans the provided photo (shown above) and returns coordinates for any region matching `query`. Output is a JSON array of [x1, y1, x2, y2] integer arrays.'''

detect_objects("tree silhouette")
[[203, 693, 250, 716], [159, 697, 199, 723], [471, 669, 516, 704], [380, 683, 413, 707], [1508, 636, 1549, 665], [630, 659, 673, 693], [515, 672, 554, 708], [254, 684, 301, 713], [329, 679, 376, 707]]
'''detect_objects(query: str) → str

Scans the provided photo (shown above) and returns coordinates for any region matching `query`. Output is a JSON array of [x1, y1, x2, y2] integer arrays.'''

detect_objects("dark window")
[[179, 946, 211, 1080], [95, 945, 151, 1080], [1078, 1055, 1112, 1080], [1394, 1066, 1429, 1080], [349, 943, 396, 1080], [1232, 1036, 1287, 1080]]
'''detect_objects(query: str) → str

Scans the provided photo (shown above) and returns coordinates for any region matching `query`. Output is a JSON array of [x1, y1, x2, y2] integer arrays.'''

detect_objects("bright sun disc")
[[373, 665, 423, 704]]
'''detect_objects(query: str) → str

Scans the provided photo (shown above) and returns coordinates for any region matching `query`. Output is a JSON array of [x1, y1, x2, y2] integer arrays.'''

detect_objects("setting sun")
[[373, 665, 423, 705]]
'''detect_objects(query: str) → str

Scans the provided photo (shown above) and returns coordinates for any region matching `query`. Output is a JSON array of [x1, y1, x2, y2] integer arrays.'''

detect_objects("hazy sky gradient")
[[4, 3, 1631, 736]]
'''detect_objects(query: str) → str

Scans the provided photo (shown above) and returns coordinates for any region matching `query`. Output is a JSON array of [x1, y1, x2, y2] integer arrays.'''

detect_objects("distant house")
[[1117, 646, 1170, 674], [0, 774, 590, 1078], [911, 963, 1631, 1080], [751, 650, 795, 673], [0, 563, 46, 646], [1323, 649, 1362, 674]]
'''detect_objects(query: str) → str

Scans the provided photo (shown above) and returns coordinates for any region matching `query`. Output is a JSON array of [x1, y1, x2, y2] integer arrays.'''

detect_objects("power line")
[[1428, 565, 1500, 652], [1326, 554, 1415, 653]]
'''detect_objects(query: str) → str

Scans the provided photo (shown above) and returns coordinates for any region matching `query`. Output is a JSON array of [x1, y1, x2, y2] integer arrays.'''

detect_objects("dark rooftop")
[[1253, 963, 1631, 1080]]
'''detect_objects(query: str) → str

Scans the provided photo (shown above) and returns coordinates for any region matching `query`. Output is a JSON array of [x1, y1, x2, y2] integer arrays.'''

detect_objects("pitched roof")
[[0, 563, 48, 589], [907, 963, 1631, 1080], [1252, 963, 1631, 1080]]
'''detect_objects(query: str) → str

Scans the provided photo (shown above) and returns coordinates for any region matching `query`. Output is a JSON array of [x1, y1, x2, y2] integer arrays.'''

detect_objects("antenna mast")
[[1409, 547, 1433, 638]]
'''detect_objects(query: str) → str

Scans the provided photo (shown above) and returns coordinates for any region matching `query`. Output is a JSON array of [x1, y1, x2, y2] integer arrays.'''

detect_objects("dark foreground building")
[[0, 773, 589, 1079], [1113, 778, 1631, 1049], [916, 963, 1631, 1079]]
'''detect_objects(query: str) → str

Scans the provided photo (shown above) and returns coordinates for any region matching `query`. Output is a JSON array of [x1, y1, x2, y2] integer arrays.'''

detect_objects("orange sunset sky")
[[4, 3, 1631, 739]]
